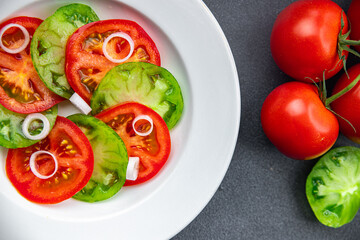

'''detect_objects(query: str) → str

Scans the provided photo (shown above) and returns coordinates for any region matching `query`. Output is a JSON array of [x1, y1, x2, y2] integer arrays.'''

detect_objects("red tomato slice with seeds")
[[0, 17, 64, 113], [66, 19, 161, 104], [6, 116, 94, 204], [95, 102, 170, 186]]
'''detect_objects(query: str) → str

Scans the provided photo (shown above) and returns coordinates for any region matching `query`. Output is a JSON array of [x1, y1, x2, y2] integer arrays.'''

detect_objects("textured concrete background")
[[173, 0, 360, 239]]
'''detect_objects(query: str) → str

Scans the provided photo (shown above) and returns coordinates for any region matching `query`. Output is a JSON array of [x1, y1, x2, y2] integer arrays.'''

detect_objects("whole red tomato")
[[261, 82, 339, 160], [270, 0, 348, 82], [347, 0, 360, 53], [331, 64, 360, 144]]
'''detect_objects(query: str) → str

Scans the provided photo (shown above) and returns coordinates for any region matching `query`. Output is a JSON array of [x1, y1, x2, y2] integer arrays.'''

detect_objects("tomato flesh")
[[66, 19, 161, 104], [30, 4, 100, 99], [0, 17, 64, 113], [270, 0, 348, 82], [95, 102, 170, 186], [261, 82, 339, 160], [6, 116, 94, 204]]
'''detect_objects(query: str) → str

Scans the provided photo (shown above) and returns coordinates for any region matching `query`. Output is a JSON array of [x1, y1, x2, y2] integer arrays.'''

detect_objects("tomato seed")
[[62, 172, 68, 180]]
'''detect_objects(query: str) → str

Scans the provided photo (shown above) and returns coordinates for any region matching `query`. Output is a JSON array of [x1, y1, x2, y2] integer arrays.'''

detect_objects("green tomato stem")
[[341, 39, 360, 46], [325, 74, 360, 106]]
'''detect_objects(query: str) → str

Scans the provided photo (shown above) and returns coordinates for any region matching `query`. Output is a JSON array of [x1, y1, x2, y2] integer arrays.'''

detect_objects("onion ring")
[[102, 32, 134, 63], [30, 151, 58, 179], [0, 23, 30, 54], [22, 113, 50, 140], [132, 115, 154, 137]]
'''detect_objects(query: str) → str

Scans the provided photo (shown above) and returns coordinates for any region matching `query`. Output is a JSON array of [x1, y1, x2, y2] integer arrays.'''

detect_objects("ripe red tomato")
[[95, 102, 171, 186], [331, 64, 360, 144], [270, 0, 348, 82], [261, 82, 339, 160], [0, 17, 64, 113], [66, 19, 161, 104], [6, 116, 94, 204], [347, 0, 360, 53]]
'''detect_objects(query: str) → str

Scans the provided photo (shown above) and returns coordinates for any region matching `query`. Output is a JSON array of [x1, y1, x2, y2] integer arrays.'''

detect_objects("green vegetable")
[[90, 62, 184, 129], [0, 104, 57, 148], [306, 146, 360, 228], [67, 114, 128, 202], [30, 3, 99, 99]]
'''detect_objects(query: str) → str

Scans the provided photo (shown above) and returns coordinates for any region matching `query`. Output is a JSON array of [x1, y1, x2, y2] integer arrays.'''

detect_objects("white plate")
[[0, 0, 240, 239]]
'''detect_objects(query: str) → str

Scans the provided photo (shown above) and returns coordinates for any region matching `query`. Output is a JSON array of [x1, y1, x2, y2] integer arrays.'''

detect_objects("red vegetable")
[[95, 102, 171, 186], [6, 116, 94, 204], [0, 17, 64, 113], [66, 19, 161, 104], [270, 0, 348, 82], [348, 0, 360, 53], [331, 64, 360, 144], [261, 82, 339, 160]]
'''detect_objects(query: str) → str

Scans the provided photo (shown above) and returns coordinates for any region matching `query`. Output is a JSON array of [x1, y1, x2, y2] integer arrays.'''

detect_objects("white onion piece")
[[0, 23, 30, 54], [102, 32, 134, 63], [22, 113, 50, 140], [69, 92, 92, 115], [30, 151, 58, 179], [126, 157, 140, 181], [132, 115, 154, 137]]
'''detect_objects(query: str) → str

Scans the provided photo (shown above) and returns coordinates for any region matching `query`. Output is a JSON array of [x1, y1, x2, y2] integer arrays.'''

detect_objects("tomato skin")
[[95, 102, 171, 186], [270, 0, 348, 82], [261, 82, 339, 160], [6, 116, 94, 204], [331, 64, 360, 144], [0, 17, 64, 113], [347, 0, 360, 53], [66, 19, 161, 104]]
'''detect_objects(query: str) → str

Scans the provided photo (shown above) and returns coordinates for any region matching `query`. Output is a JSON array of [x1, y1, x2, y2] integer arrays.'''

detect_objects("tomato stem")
[[341, 39, 360, 46], [327, 107, 357, 133], [337, 12, 351, 79], [336, 11, 360, 79], [326, 74, 360, 106]]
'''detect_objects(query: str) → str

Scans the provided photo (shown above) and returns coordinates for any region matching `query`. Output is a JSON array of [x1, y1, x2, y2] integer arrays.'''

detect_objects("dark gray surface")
[[173, 0, 360, 239]]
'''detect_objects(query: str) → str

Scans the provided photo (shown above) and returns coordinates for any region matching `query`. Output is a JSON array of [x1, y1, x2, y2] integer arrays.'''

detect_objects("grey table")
[[173, 0, 360, 239]]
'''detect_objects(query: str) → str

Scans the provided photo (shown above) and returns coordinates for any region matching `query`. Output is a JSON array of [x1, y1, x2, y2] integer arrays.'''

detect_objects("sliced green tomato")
[[0, 104, 57, 148], [306, 146, 360, 228], [67, 114, 128, 202], [30, 3, 100, 99], [90, 62, 184, 129]]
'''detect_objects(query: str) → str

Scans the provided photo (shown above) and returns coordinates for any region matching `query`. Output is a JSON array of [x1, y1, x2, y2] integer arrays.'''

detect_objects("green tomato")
[[306, 146, 360, 228], [30, 3, 99, 99], [67, 114, 128, 202], [0, 104, 57, 149], [90, 62, 184, 130]]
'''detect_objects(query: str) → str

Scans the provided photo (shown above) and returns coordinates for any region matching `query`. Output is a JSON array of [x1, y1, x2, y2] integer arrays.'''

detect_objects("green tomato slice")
[[67, 114, 128, 202], [90, 62, 184, 129], [30, 3, 100, 99], [0, 104, 57, 149], [306, 146, 360, 228]]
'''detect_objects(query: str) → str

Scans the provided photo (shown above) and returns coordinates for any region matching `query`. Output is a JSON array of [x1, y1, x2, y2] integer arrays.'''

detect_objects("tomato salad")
[[0, 3, 184, 204]]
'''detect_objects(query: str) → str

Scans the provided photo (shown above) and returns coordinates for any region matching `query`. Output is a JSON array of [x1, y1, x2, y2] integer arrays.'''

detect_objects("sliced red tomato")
[[0, 17, 64, 113], [95, 102, 170, 186], [6, 116, 94, 204], [66, 19, 161, 104]]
